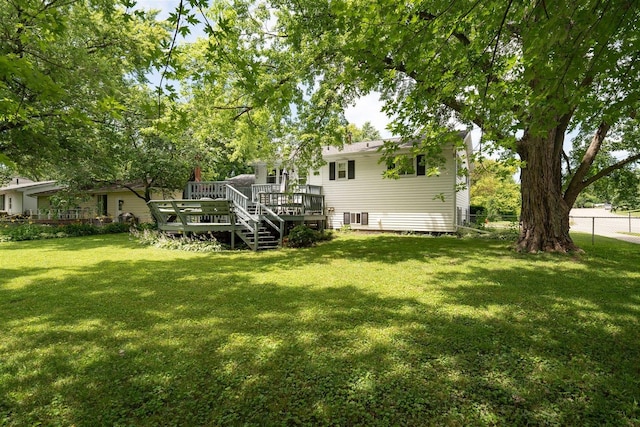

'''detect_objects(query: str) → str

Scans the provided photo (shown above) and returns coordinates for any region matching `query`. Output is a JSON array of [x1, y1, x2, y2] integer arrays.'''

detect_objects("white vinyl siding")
[[455, 133, 473, 225], [310, 150, 458, 232]]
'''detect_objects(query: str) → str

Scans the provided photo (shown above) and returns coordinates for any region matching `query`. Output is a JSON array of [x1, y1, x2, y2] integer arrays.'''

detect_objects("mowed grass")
[[1, 233, 639, 426]]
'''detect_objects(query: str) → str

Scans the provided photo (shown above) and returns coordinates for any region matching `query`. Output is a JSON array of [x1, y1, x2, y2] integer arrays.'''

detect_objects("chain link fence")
[[464, 209, 640, 245], [569, 211, 640, 245]]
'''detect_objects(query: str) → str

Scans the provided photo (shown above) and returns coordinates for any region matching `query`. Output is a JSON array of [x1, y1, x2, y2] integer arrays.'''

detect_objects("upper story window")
[[386, 154, 427, 177], [266, 168, 287, 185], [337, 161, 347, 179], [329, 160, 355, 181]]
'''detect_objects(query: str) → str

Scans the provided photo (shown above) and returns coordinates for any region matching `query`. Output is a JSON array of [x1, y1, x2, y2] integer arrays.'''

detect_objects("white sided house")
[[147, 132, 473, 250], [303, 133, 473, 232], [0, 178, 60, 216]]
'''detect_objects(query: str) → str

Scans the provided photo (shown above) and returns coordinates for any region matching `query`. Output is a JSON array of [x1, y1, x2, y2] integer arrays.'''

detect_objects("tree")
[[251, 0, 640, 252], [359, 121, 382, 141], [61, 87, 198, 204], [471, 160, 520, 220], [168, 2, 350, 174], [346, 121, 382, 142], [0, 0, 168, 178]]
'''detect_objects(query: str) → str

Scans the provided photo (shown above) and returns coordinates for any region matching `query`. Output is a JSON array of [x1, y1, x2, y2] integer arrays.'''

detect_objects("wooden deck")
[[147, 199, 236, 232], [149, 182, 327, 250]]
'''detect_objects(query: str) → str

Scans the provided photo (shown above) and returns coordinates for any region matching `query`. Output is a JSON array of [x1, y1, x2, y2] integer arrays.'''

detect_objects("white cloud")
[[344, 92, 394, 138]]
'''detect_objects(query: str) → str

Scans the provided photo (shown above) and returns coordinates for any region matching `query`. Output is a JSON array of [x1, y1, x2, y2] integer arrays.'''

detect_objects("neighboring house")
[[253, 132, 473, 232], [75, 184, 182, 223], [0, 178, 61, 216], [33, 183, 182, 223]]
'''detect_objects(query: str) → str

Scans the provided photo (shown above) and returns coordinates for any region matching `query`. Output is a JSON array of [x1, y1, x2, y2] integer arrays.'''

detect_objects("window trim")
[[337, 161, 348, 180]]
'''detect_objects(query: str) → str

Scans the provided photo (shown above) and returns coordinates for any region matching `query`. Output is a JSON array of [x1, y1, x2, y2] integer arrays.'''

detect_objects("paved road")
[[569, 208, 640, 244]]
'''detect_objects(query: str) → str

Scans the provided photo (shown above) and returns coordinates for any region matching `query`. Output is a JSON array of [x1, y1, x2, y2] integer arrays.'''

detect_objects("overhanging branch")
[[582, 152, 640, 188]]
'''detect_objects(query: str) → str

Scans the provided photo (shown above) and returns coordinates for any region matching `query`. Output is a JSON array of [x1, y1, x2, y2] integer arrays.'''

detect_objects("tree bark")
[[516, 128, 580, 253]]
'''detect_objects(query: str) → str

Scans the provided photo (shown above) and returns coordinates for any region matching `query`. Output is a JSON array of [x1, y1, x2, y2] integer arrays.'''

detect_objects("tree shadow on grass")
[[1, 234, 639, 425], [0, 233, 139, 252]]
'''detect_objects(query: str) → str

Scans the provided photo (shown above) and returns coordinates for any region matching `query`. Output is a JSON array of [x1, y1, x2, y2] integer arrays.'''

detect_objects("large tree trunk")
[[516, 128, 580, 253]]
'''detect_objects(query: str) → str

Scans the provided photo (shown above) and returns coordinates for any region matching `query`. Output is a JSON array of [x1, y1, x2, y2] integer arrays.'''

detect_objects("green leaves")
[[0, 0, 170, 177]]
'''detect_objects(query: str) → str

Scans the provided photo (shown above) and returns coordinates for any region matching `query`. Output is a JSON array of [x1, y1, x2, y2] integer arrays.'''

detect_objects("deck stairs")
[[235, 224, 280, 251], [186, 183, 284, 251]]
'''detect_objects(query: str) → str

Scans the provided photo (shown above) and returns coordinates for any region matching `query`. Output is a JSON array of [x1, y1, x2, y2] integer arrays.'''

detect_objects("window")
[[0, 195, 4, 211], [8, 197, 12, 210], [337, 161, 347, 179], [266, 168, 277, 184], [297, 170, 308, 185], [386, 154, 427, 176], [329, 160, 355, 181], [343, 212, 368, 225], [97, 195, 107, 216]]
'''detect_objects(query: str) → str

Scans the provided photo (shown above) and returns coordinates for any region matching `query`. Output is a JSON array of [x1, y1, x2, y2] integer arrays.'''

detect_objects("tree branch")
[[582, 152, 640, 189], [563, 121, 610, 206]]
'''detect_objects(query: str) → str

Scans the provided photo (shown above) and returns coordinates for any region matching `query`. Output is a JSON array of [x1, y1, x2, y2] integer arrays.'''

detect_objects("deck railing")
[[251, 184, 322, 202], [258, 193, 324, 215], [251, 184, 280, 201], [28, 208, 95, 220], [185, 181, 323, 216], [186, 181, 229, 199], [226, 185, 249, 213]]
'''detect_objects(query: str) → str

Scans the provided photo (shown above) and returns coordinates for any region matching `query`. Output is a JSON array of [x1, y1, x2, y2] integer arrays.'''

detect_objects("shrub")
[[286, 225, 322, 248], [60, 223, 100, 237], [2, 223, 56, 241], [102, 222, 132, 234], [0, 221, 133, 242], [131, 229, 223, 252]]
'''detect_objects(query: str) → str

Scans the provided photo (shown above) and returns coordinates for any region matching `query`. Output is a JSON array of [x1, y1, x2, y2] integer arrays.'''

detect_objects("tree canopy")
[[0, 0, 168, 178], [470, 160, 521, 219], [211, 0, 640, 252], [346, 121, 382, 143]]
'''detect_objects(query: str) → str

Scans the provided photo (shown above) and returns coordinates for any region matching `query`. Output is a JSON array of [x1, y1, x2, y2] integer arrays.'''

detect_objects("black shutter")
[[347, 160, 355, 179], [416, 154, 426, 176], [329, 162, 336, 180], [361, 212, 368, 225], [343, 212, 351, 224]]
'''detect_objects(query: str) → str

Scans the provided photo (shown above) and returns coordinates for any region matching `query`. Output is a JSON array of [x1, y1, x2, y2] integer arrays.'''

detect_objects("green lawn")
[[1, 233, 639, 426]]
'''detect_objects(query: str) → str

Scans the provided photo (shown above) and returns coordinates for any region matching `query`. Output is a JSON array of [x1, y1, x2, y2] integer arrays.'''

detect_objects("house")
[[31, 183, 182, 223], [148, 132, 472, 249], [303, 133, 473, 232], [0, 178, 61, 217]]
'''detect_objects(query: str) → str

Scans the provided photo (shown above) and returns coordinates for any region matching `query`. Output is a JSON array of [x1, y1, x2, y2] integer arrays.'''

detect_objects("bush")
[[286, 225, 322, 248], [102, 222, 132, 234], [131, 229, 223, 252], [1, 223, 55, 241], [60, 223, 100, 237], [0, 221, 133, 242]]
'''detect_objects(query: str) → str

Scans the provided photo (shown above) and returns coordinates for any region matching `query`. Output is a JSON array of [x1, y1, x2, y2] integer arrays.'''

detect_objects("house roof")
[[321, 131, 470, 158], [226, 174, 256, 187], [322, 138, 402, 157], [0, 180, 58, 193]]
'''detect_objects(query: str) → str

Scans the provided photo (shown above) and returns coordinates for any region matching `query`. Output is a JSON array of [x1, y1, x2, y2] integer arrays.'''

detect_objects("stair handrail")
[[257, 203, 285, 245], [226, 184, 259, 250]]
